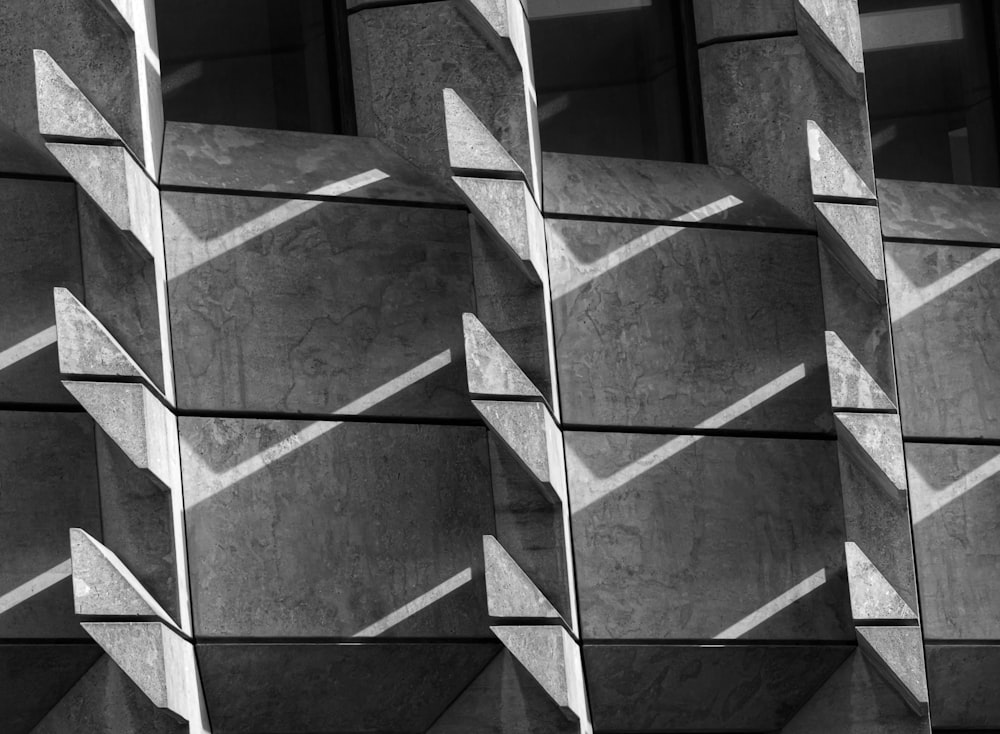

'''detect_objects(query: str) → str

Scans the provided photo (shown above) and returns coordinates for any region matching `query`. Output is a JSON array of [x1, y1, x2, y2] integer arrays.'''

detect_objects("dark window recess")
[[860, 0, 999, 186], [528, 0, 703, 162], [156, 0, 354, 134]]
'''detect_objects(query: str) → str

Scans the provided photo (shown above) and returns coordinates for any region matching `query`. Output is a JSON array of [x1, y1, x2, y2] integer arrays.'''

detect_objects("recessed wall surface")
[[879, 178, 1000, 245]]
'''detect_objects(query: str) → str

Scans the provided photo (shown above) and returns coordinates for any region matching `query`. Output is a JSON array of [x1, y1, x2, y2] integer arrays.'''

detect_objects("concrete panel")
[[693, 0, 796, 44], [834, 412, 907, 497], [826, 331, 895, 412], [197, 641, 499, 733], [33, 49, 120, 142], [566, 432, 850, 640], [484, 536, 559, 620], [444, 88, 524, 177], [815, 202, 885, 300], [907, 442, 1000, 639], [879, 178, 1000, 245], [54, 287, 145, 380], [886, 241, 1000, 439], [180, 417, 494, 638], [0, 179, 82, 404], [795, 0, 865, 100], [541, 151, 807, 230], [845, 542, 916, 622], [926, 644, 1000, 729], [0, 411, 100, 637], [492, 626, 585, 721], [584, 643, 852, 732], [700, 36, 874, 224], [856, 626, 928, 715], [808, 119, 876, 202], [164, 191, 475, 418], [549, 220, 829, 432], [160, 121, 459, 204], [464, 313, 541, 399]]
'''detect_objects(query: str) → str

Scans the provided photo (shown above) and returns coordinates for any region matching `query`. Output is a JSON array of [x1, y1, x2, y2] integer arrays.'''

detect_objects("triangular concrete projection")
[[464, 313, 541, 399], [484, 535, 560, 620], [444, 89, 523, 177], [54, 288, 147, 380], [815, 203, 886, 301], [834, 412, 907, 498], [70, 528, 176, 625], [856, 626, 929, 716], [825, 331, 894, 411], [491, 625, 586, 723], [795, 0, 865, 99], [453, 176, 544, 285], [845, 542, 916, 622], [807, 121, 875, 202], [455, 0, 531, 73], [33, 49, 120, 142]]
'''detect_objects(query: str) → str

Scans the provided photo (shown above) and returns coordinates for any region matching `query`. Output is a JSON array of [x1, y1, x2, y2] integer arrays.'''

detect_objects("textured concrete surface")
[[693, 0, 796, 43], [549, 220, 829, 432], [826, 331, 895, 411], [484, 536, 559, 619], [444, 88, 523, 177], [886, 241, 1000, 439], [33, 49, 120, 142], [196, 641, 499, 732], [795, 0, 865, 99], [834, 412, 907, 496], [464, 313, 541, 399], [926, 644, 1000, 728], [856, 626, 929, 715], [160, 121, 458, 204], [880, 178, 1000, 244], [815, 202, 885, 300], [845, 542, 916, 621], [492, 626, 583, 720], [181, 417, 494, 637], [164, 191, 474, 418], [566, 432, 850, 640], [808, 119, 876, 202], [54, 287, 145, 379], [584, 644, 853, 731]]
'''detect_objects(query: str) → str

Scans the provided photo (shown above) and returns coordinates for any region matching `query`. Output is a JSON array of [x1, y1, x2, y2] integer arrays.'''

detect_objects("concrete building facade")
[[1, 0, 998, 731]]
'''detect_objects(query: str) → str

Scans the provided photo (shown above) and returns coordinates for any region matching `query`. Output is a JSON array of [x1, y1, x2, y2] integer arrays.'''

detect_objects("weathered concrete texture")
[[444, 88, 523, 177], [0, 411, 100, 637], [33, 49, 120, 142], [164, 191, 474, 418], [549, 220, 829, 432], [826, 331, 895, 411], [925, 644, 1000, 729], [54, 287, 145, 380], [692, 0, 796, 44], [484, 536, 559, 620], [782, 650, 931, 734], [160, 121, 459, 204], [541, 151, 807, 230], [834, 413, 907, 497], [0, 643, 102, 734], [350, 1, 531, 185], [845, 542, 916, 622], [464, 313, 540, 399], [795, 0, 865, 99], [567, 432, 851, 640], [492, 626, 584, 721], [879, 178, 1000, 245], [196, 641, 499, 732], [886, 241, 1000, 439], [907, 442, 1000, 639], [808, 120, 876, 202], [0, 179, 82, 404], [856, 626, 929, 715], [180, 417, 493, 638], [700, 37, 874, 224], [585, 644, 853, 731], [29, 655, 187, 734], [815, 202, 885, 301]]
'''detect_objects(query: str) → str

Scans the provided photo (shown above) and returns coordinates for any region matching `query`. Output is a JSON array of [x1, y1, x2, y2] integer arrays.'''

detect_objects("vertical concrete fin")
[[856, 626, 929, 715], [807, 120, 876, 202], [456, 0, 530, 70], [444, 89, 524, 178], [484, 535, 560, 619], [463, 313, 541, 399], [834, 413, 907, 498], [845, 542, 917, 622], [815, 203, 886, 301], [454, 177, 544, 285], [795, 0, 865, 99], [54, 288, 147, 381], [32, 50, 121, 142], [825, 331, 895, 411]]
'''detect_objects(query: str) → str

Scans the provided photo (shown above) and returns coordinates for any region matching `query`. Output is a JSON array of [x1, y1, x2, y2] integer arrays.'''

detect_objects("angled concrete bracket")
[[815, 203, 886, 302], [845, 542, 916, 622], [54, 288, 149, 383], [464, 313, 541, 399], [456, 0, 531, 72], [856, 626, 929, 716], [834, 412, 907, 498], [825, 331, 894, 411], [33, 50, 121, 143], [484, 535, 561, 620], [807, 120, 876, 203], [795, 0, 865, 100], [444, 89, 524, 179]]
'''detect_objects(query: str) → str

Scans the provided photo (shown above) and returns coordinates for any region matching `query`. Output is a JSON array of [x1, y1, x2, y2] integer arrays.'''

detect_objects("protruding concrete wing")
[[464, 313, 541, 399], [815, 203, 886, 301], [491, 625, 587, 723], [54, 288, 147, 381], [33, 50, 120, 142], [807, 121, 876, 202], [845, 542, 916, 622], [70, 528, 176, 625], [63, 381, 180, 491], [795, 0, 865, 99], [484, 535, 560, 620], [473, 400, 566, 505], [825, 331, 895, 411], [856, 626, 929, 715], [444, 89, 524, 178], [456, 0, 531, 72], [834, 413, 907, 498], [454, 176, 545, 285]]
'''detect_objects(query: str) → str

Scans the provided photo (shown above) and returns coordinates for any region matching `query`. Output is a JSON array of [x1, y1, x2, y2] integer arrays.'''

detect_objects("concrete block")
[[693, 0, 796, 44], [926, 644, 1000, 728], [825, 331, 894, 411], [0, 644, 102, 734], [473, 400, 565, 505], [835, 413, 907, 497], [808, 119, 876, 202], [32, 49, 119, 142], [856, 626, 929, 715], [53, 287, 146, 381], [444, 88, 523, 177], [491, 625, 586, 722], [879, 178, 1000, 245], [483, 535, 559, 620], [464, 313, 540, 399], [795, 0, 865, 99], [815, 202, 886, 301], [845, 542, 916, 622]]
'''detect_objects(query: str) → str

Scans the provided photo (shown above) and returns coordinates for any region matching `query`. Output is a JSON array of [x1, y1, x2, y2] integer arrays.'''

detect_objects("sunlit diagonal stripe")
[[910, 451, 1000, 523], [0, 559, 72, 614], [353, 568, 473, 637], [713, 569, 828, 639], [890, 248, 1000, 321], [0, 325, 57, 371], [674, 194, 743, 223]]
